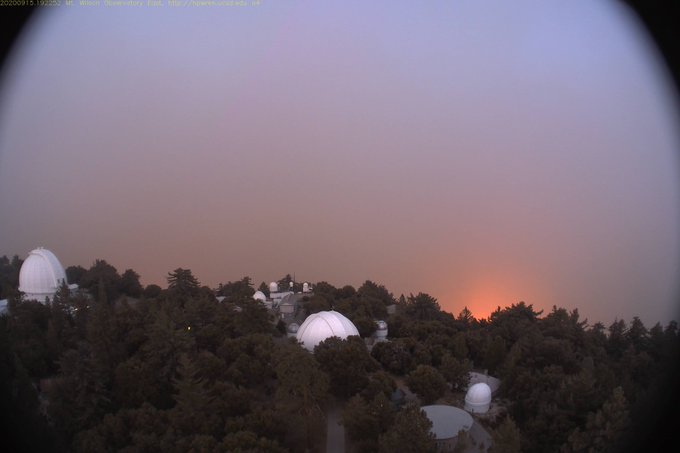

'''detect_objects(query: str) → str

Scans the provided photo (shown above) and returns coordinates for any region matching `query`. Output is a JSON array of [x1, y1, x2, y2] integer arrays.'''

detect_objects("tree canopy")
[[0, 256, 677, 453]]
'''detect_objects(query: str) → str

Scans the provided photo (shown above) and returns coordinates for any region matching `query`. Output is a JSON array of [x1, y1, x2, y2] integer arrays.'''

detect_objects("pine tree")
[[489, 416, 521, 453], [167, 268, 200, 299], [562, 386, 629, 452], [274, 342, 328, 451], [169, 354, 220, 437]]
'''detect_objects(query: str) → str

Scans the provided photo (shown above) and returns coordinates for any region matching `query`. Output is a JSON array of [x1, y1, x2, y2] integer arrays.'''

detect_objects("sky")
[[0, 1, 678, 326]]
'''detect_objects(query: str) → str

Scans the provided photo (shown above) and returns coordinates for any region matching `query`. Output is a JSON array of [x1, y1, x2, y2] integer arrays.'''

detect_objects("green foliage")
[[167, 268, 201, 299], [257, 281, 269, 297], [217, 276, 254, 302], [48, 344, 111, 442], [406, 364, 447, 404], [0, 254, 22, 300], [274, 342, 329, 451], [0, 315, 56, 451], [65, 264, 87, 286], [489, 416, 521, 453], [314, 336, 377, 398], [342, 392, 394, 452], [5, 299, 53, 377], [0, 261, 677, 453], [404, 292, 441, 321], [143, 283, 163, 299], [119, 269, 143, 298], [231, 299, 275, 337], [361, 370, 397, 400], [80, 259, 122, 303], [218, 334, 275, 388], [221, 430, 287, 452], [170, 354, 220, 437], [562, 386, 629, 453], [371, 338, 418, 375], [301, 293, 331, 316], [378, 403, 436, 453], [439, 353, 471, 390]]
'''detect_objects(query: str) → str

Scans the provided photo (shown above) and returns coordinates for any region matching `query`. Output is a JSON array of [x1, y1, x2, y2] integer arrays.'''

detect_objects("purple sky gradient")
[[1, 1, 678, 325]]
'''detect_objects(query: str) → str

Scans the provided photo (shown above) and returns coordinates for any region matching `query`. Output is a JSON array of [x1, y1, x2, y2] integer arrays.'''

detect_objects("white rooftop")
[[296, 310, 359, 352], [19, 247, 67, 302], [421, 405, 474, 440]]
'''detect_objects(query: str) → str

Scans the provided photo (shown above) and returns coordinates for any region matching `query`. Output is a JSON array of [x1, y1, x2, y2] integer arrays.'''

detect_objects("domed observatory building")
[[465, 382, 492, 414], [373, 320, 388, 342], [286, 322, 300, 339], [19, 247, 76, 303], [296, 310, 360, 352]]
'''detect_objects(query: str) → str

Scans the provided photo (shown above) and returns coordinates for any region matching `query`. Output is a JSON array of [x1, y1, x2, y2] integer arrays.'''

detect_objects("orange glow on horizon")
[[437, 281, 523, 321]]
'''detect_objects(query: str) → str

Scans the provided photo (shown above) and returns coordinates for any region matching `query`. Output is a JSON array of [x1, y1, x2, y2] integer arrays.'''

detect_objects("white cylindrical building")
[[374, 320, 388, 341], [465, 382, 492, 414], [269, 281, 279, 293], [19, 247, 68, 303], [287, 322, 300, 338]]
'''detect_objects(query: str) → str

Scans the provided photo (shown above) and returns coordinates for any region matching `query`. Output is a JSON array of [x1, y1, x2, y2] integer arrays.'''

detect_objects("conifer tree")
[[489, 416, 521, 453], [562, 386, 629, 453], [170, 354, 220, 437]]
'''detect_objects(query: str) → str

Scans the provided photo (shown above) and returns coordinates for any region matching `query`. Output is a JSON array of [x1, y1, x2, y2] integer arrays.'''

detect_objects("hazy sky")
[[0, 1, 678, 325]]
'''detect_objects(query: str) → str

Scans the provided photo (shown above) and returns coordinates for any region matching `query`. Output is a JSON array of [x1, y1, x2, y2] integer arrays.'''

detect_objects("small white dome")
[[465, 382, 492, 414], [374, 320, 388, 339], [253, 291, 267, 302], [269, 281, 279, 293], [287, 322, 300, 334], [296, 310, 359, 352], [19, 247, 67, 303], [302, 282, 310, 293]]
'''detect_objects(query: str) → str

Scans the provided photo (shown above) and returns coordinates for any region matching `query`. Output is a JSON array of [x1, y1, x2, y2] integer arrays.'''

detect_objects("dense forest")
[[0, 255, 678, 452]]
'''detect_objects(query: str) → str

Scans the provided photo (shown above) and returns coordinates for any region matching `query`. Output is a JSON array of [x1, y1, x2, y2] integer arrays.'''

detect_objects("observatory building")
[[373, 320, 388, 342], [18, 247, 76, 303], [421, 405, 474, 452], [296, 310, 360, 352], [464, 382, 492, 414]]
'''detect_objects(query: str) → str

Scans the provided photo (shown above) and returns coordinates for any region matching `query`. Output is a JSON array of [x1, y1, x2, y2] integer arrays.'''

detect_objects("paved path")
[[326, 400, 346, 453]]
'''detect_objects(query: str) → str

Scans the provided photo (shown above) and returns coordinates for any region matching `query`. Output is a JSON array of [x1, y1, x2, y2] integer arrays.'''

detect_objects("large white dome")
[[253, 291, 267, 302], [464, 382, 492, 414], [19, 247, 68, 303], [296, 310, 360, 352]]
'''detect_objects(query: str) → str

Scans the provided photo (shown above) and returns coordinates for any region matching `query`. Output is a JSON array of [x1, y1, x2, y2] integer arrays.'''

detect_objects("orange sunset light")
[[437, 278, 528, 321]]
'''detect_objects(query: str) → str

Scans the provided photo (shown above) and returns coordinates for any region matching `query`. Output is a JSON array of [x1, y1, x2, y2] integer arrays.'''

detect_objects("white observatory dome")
[[19, 247, 68, 303], [296, 310, 360, 352], [374, 320, 388, 340], [464, 382, 492, 414], [269, 281, 279, 293], [302, 282, 310, 293], [253, 291, 267, 302]]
